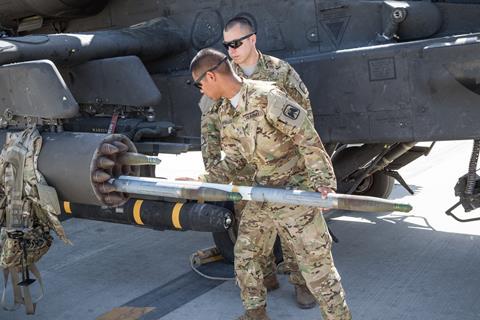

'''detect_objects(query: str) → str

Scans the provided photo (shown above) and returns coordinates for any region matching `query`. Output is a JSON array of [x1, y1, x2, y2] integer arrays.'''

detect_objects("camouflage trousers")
[[234, 200, 306, 286], [234, 202, 351, 320]]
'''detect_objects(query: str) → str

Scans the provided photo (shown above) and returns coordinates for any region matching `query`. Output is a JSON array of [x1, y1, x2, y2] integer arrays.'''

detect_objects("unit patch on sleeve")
[[283, 105, 301, 120]]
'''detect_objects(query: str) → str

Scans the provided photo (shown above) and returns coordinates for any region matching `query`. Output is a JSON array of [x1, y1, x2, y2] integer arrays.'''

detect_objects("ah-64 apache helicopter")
[[0, 0, 480, 313]]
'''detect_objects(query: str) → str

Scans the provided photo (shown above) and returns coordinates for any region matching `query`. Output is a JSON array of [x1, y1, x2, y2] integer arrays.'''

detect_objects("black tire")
[[333, 147, 394, 199], [212, 230, 236, 263], [212, 225, 284, 265], [353, 171, 394, 198]]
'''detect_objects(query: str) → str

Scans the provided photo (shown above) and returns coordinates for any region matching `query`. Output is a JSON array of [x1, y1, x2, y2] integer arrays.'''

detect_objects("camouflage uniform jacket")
[[200, 80, 335, 191], [200, 52, 313, 181]]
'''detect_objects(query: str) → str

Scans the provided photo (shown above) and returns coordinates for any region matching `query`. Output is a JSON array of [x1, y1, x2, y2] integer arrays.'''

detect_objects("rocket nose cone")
[[395, 203, 413, 213]]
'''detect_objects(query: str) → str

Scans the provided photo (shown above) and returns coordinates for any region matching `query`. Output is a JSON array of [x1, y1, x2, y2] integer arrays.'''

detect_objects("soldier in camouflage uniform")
[[191, 49, 351, 320], [199, 17, 316, 308]]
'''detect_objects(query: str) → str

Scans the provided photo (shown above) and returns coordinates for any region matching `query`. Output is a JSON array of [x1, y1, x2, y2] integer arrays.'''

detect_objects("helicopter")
[[0, 0, 479, 276]]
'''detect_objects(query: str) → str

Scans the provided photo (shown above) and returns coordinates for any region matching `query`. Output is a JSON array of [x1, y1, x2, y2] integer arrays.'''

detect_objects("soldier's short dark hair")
[[190, 48, 232, 76], [224, 16, 255, 33]]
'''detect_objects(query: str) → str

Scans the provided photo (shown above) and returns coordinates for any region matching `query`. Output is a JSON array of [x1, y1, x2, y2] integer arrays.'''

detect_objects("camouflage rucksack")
[[0, 127, 70, 314]]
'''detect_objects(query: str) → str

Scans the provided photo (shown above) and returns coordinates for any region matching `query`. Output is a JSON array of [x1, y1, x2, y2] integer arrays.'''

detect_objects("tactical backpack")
[[0, 127, 69, 314]]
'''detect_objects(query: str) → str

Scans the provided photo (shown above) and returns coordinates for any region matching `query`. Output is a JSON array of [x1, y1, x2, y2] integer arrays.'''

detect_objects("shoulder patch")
[[298, 81, 308, 95], [267, 90, 307, 128], [283, 104, 301, 120], [286, 66, 309, 99]]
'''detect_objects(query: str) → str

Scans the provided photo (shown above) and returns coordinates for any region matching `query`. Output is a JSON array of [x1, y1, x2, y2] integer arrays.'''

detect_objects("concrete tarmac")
[[1, 140, 480, 320]]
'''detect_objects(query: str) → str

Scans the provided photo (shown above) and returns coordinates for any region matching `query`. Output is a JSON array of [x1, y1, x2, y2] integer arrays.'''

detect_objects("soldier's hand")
[[317, 187, 335, 199], [317, 187, 334, 211]]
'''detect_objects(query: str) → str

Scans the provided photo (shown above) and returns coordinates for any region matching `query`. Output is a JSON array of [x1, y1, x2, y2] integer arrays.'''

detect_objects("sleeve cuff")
[[313, 179, 337, 191]]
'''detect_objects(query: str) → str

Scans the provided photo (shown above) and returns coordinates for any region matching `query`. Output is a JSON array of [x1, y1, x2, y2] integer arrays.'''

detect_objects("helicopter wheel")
[[352, 171, 394, 199], [333, 146, 394, 199]]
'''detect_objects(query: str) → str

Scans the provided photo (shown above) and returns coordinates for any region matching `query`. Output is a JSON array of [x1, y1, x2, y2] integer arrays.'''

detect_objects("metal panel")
[[0, 59, 78, 119], [65, 56, 161, 107]]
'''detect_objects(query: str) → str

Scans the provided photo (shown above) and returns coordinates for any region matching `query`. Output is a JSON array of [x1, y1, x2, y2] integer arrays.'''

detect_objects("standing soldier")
[[199, 16, 316, 308], [191, 48, 351, 320]]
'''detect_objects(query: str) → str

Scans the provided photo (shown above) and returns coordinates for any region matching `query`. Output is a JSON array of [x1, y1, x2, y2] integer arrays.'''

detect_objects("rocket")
[[111, 176, 412, 213]]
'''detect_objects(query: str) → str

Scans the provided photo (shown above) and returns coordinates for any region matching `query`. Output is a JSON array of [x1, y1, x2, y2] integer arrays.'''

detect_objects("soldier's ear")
[[206, 71, 216, 82], [250, 34, 257, 46]]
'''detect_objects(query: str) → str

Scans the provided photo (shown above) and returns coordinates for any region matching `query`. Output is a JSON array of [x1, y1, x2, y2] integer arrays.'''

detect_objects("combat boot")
[[263, 273, 280, 291], [295, 285, 317, 309], [236, 307, 271, 320]]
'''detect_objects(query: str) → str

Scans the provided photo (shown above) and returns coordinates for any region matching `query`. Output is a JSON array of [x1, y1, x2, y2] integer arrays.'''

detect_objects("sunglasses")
[[222, 32, 256, 50], [193, 57, 228, 89]]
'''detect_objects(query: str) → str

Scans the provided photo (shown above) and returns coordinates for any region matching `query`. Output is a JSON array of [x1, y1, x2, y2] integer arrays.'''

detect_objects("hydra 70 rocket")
[[111, 176, 413, 213]]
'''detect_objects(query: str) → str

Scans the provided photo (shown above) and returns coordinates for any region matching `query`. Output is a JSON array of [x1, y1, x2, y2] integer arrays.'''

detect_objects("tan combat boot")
[[263, 273, 280, 291], [236, 307, 271, 320], [295, 285, 317, 309]]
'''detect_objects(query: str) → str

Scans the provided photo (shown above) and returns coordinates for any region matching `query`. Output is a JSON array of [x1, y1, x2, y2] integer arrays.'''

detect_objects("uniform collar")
[[234, 80, 248, 114], [228, 89, 242, 108], [220, 79, 248, 115], [233, 50, 266, 78], [256, 50, 267, 71]]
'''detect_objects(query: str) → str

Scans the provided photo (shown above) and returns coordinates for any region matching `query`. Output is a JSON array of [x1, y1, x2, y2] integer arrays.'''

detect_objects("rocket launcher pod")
[[111, 176, 413, 213], [0, 132, 143, 207]]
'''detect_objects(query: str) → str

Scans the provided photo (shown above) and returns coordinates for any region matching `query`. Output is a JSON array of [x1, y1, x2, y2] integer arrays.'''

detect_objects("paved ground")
[[2, 141, 480, 320]]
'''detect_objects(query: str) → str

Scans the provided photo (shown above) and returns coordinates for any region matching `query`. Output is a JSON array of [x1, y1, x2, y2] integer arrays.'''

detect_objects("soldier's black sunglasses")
[[222, 32, 256, 50], [193, 57, 228, 89]]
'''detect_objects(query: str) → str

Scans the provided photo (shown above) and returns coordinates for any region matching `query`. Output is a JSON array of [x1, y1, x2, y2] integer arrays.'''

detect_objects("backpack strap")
[[3, 143, 27, 229]]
